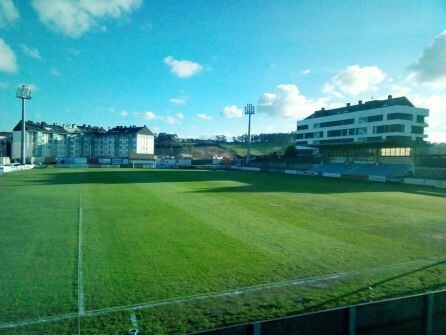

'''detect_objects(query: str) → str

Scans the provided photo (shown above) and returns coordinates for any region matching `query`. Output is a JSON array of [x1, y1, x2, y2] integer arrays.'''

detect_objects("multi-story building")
[[11, 121, 154, 163], [296, 95, 429, 164], [0, 132, 12, 158], [93, 126, 155, 159]]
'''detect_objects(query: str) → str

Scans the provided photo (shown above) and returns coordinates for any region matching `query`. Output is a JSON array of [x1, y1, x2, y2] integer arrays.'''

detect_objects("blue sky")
[[1, 0, 446, 141]]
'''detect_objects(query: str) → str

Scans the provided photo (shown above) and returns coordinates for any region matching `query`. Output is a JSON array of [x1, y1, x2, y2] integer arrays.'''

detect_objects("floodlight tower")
[[244, 103, 255, 165], [16, 85, 32, 165]]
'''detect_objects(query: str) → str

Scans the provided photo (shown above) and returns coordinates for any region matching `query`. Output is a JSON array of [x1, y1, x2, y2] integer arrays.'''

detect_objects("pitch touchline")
[[0, 258, 441, 329], [78, 193, 85, 316], [0, 313, 78, 329], [85, 258, 440, 317]]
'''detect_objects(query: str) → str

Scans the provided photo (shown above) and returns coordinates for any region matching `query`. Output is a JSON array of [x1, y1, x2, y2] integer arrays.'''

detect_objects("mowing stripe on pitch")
[[0, 257, 441, 330]]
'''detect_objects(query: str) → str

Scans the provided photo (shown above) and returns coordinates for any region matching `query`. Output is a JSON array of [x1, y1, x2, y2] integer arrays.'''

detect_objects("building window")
[[416, 115, 425, 123], [316, 118, 354, 128], [373, 124, 405, 134], [303, 132, 323, 139], [367, 136, 382, 142], [411, 126, 424, 134], [319, 138, 354, 144], [380, 147, 411, 157], [357, 127, 367, 135], [359, 115, 383, 123], [369, 115, 383, 122], [387, 113, 413, 121], [326, 127, 367, 137], [297, 124, 308, 130], [327, 129, 342, 137]]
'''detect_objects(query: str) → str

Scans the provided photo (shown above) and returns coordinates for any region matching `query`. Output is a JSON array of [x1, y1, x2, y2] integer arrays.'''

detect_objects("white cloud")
[[0, 81, 10, 89], [67, 47, 81, 56], [197, 113, 212, 120], [0, 38, 17, 73], [170, 97, 186, 105], [408, 30, 446, 89], [161, 113, 183, 125], [120, 110, 128, 117], [258, 84, 326, 119], [143, 111, 157, 120], [166, 116, 177, 125], [21, 43, 42, 60], [31, 0, 142, 38], [410, 94, 446, 143], [221, 105, 243, 118], [164, 56, 203, 78], [50, 68, 62, 77], [391, 84, 412, 97], [0, 0, 19, 27], [323, 65, 386, 97], [301, 69, 311, 75]]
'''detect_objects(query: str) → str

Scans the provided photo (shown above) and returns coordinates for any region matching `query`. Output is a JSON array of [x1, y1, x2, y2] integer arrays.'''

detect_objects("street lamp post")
[[244, 103, 255, 165], [16, 85, 32, 165]]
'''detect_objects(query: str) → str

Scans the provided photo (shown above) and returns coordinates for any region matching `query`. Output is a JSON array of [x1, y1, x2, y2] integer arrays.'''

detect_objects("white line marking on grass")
[[130, 312, 138, 328], [85, 258, 440, 317], [0, 258, 442, 330], [0, 313, 78, 329], [129, 312, 139, 334], [78, 193, 85, 317]]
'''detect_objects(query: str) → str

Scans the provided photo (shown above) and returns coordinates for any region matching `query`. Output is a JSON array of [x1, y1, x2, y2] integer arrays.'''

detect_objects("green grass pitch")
[[0, 168, 445, 334]]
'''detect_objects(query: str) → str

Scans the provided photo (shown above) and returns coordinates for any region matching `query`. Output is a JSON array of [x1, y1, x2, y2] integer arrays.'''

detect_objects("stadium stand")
[[308, 163, 354, 175], [308, 163, 411, 177]]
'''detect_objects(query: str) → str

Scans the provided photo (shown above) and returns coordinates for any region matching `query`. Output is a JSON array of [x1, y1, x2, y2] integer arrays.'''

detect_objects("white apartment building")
[[296, 96, 429, 163], [93, 126, 154, 158], [12, 122, 154, 162]]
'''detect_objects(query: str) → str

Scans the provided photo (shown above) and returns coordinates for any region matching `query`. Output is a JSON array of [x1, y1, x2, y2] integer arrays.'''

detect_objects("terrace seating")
[[348, 164, 410, 177], [308, 163, 411, 178], [308, 163, 356, 175]]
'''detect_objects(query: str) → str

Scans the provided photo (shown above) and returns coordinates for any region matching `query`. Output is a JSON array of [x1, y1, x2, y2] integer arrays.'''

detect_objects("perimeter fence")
[[194, 289, 446, 335]]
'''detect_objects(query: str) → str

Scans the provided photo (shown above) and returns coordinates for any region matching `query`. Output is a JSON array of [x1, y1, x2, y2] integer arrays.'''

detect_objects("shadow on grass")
[[5, 169, 446, 198], [305, 259, 446, 312]]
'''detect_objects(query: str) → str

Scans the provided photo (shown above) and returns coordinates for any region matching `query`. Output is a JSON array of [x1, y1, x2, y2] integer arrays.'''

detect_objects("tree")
[[156, 133, 178, 143], [215, 135, 227, 143], [283, 145, 297, 157]]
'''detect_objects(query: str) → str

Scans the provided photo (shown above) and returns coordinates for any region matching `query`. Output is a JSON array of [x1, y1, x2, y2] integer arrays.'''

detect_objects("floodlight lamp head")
[[244, 103, 255, 115], [16, 85, 32, 100]]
